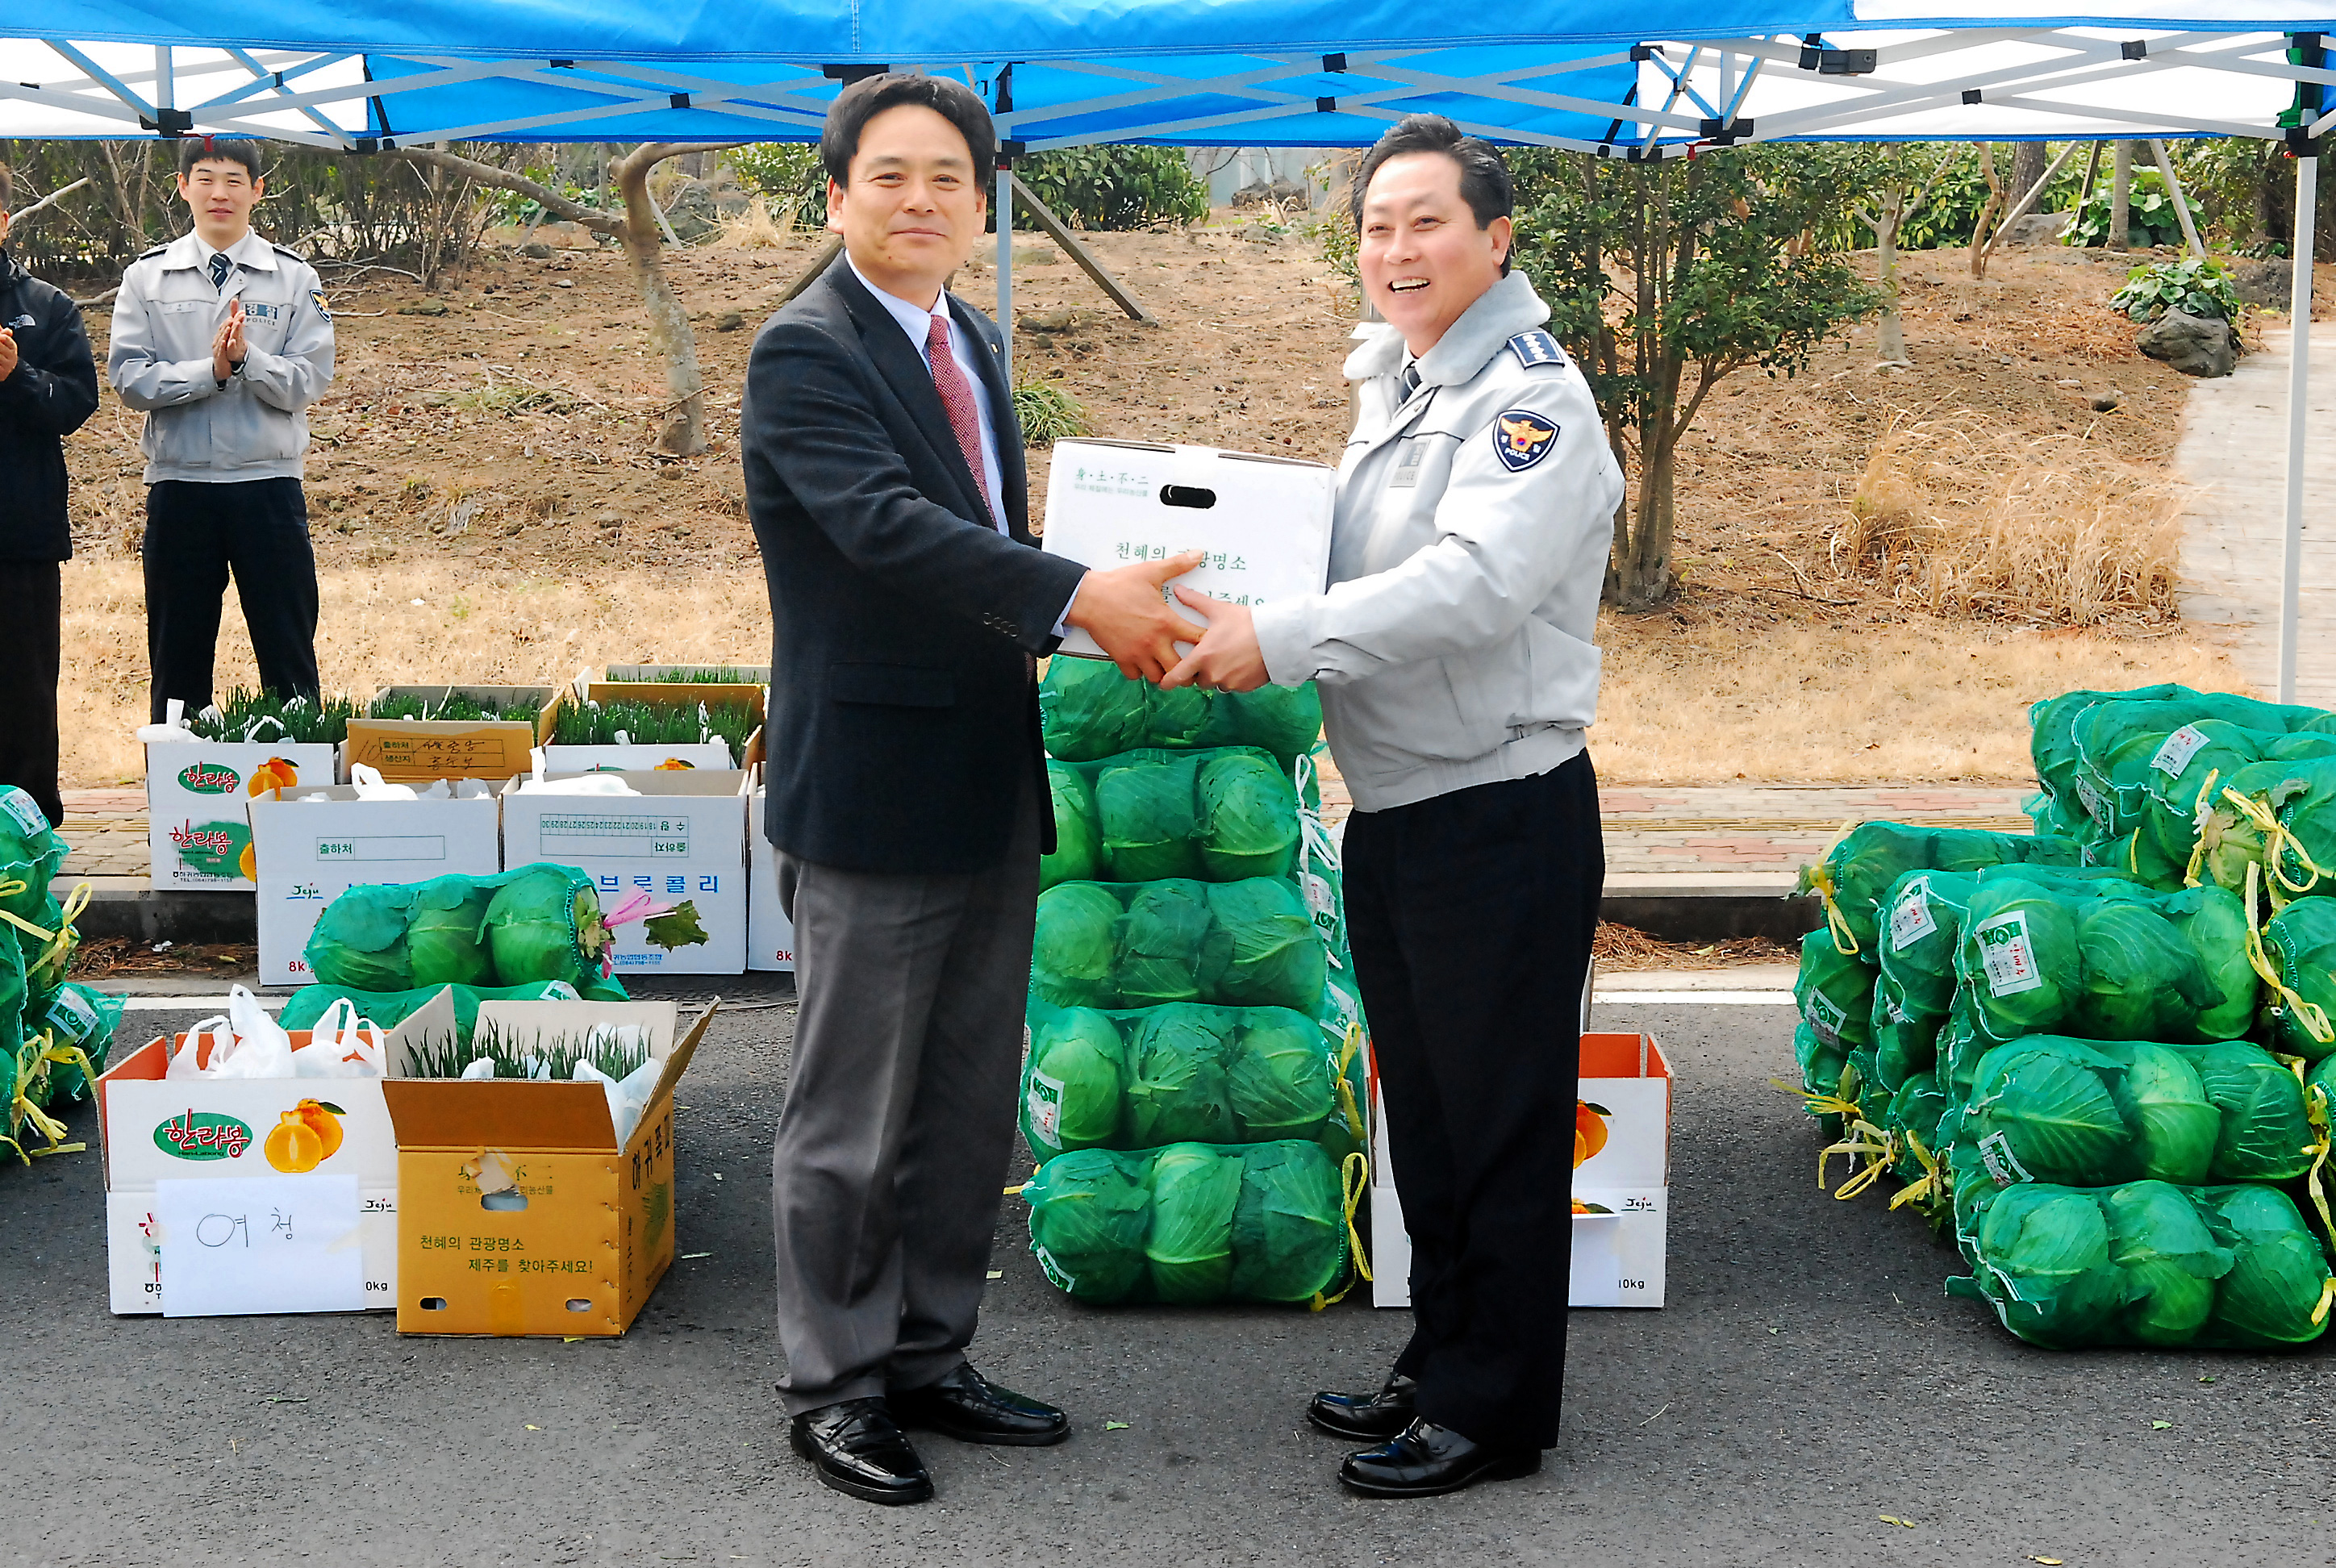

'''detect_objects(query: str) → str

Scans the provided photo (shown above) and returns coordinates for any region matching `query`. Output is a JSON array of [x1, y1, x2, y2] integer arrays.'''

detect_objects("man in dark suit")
[[741, 73, 1199, 1508]]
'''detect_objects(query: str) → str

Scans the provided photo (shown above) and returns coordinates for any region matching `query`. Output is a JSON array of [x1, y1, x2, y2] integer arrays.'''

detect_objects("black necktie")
[[210, 253, 233, 292], [1401, 364, 1421, 396]]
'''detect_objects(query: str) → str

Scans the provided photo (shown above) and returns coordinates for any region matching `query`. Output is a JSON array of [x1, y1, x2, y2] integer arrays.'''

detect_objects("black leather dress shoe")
[[1308, 1374, 1418, 1441], [790, 1397, 933, 1505], [1338, 1418, 1541, 1499], [891, 1363, 1070, 1447]]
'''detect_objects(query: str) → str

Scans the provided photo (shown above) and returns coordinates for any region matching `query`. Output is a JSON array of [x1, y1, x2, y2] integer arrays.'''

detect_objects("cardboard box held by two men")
[[98, 997, 712, 1334]]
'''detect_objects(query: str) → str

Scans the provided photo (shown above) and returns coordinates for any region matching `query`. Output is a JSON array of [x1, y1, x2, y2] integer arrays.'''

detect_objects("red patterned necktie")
[[924, 312, 995, 528]]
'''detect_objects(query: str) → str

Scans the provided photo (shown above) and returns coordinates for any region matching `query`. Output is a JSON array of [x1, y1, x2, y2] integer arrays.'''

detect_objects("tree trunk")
[[1874, 188, 1908, 361], [1970, 143, 2006, 279], [1616, 428, 1677, 610], [609, 144, 719, 456], [2110, 141, 2134, 249], [394, 142, 730, 458], [2011, 142, 2048, 212]]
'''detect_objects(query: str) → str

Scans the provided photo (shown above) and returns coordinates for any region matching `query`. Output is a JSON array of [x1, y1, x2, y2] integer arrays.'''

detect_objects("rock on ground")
[[2137, 308, 2237, 378]]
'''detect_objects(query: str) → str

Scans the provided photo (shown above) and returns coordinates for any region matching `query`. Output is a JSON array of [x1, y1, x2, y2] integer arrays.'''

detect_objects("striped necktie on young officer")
[[924, 313, 995, 528], [210, 252, 234, 292]]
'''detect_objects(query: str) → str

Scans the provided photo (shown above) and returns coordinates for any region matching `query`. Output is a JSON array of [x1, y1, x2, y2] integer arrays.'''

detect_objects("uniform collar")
[[1343, 269, 1551, 386], [164, 229, 278, 273]]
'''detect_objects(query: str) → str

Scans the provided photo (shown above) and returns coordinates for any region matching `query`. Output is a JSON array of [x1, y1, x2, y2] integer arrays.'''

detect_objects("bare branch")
[[6, 175, 93, 227], [389, 146, 620, 235]]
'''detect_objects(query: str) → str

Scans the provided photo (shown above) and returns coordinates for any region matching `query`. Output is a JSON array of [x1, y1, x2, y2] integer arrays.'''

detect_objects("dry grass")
[[1592, 925, 1792, 970], [1833, 414, 2185, 623], [711, 197, 807, 250], [64, 561, 769, 786], [1590, 614, 2250, 783]]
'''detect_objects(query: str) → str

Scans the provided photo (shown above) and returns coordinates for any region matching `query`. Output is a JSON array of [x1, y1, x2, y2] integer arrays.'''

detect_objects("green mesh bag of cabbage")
[[1951, 877, 2257, 1050], [1022, 1139, 1361, 1306], [20, 980, 125, 1107], [1795, 927, 1875, 1064], [1958, 1035, 2316, 1188], [1041, 748, 1301, 886], [280, 977, 624, 1050], [1030, 878, 1357, 1030], [2191, 753, 2336, 904], [304, 863, 695, 990], [0, 786, 69, 932], [1947, 1179, 2335, 1349], [2028, 686, 2334, 848], [1796, 823, 2083, 958], [1039, 656, 1324, 769], [2259, 897, 2336, 1061], [1020, 1000, 1364, 1161]]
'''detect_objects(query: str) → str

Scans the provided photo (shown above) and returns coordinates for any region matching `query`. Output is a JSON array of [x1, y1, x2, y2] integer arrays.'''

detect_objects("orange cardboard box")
[[344, 686, 557, 784], [382, 999, 713, 1337]]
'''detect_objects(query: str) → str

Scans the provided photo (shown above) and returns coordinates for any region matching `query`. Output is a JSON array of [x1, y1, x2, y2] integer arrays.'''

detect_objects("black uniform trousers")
[[143, 478, 320, 723], [0, 561, 64, 828], [1343, 749, 1604, 1452]]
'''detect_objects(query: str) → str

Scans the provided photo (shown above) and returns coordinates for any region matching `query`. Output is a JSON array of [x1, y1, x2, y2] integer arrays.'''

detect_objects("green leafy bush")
[[725, 144, 828, 227], [1016, 147, 1207, 231], [2064, 169, 2185, 249], [2109, 256, 2239, 322]]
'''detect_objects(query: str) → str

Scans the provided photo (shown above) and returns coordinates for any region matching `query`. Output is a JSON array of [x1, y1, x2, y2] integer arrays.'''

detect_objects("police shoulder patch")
[[308, 288, 332, 319], [1491, 408, 1560, 472], [1506, 329, 1566, 369]]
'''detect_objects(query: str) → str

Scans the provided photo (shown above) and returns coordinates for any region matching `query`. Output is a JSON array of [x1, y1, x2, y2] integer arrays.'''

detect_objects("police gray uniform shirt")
[[1250, 267, 1623, 811], [107, 230, 336, 483]]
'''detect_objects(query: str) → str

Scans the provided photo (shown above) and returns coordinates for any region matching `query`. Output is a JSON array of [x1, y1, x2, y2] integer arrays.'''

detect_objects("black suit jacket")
[[0, 250, 101, 562], [742, 259, 1086, 874]]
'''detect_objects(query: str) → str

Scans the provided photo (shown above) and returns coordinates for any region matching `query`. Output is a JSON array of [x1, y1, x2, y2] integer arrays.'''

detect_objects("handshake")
[[1066, 553, 1269, 694]]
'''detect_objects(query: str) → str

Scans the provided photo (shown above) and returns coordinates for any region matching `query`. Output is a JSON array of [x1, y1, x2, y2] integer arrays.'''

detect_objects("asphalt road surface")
[[6, 981, 2330, 1568]]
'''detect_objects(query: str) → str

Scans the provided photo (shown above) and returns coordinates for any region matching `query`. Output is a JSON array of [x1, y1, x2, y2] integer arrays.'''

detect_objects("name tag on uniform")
[[1388, 440, 1423, 489], [241, 301, 281, 321]]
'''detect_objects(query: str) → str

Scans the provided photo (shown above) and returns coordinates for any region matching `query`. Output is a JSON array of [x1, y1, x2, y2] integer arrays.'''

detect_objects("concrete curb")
[[60, 875, 1820, 949]]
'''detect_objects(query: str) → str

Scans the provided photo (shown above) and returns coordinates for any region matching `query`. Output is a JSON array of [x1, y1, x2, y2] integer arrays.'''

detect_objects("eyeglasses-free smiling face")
[[177, 157, 265, 249], [828, 102, 988, 310], [1357, 150, 1512, 360]]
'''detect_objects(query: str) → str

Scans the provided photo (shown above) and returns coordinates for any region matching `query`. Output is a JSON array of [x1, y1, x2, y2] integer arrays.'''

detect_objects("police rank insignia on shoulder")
[[309, 288, 332, 319], [1491, 409, 1559, 472], [1506, 329, 1566, 369]]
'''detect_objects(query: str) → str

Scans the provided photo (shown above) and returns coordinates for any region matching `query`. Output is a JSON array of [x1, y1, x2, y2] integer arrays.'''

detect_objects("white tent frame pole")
[[996, 161, 1013, 377], [2281, 152, 2317, 706], [2146, 138, 2209, 261]]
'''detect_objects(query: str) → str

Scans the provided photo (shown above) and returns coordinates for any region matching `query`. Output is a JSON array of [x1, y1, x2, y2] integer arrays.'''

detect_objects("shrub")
[[1014, 380, 1091, 446], [726, 144, 828, 228], [1016, 147, 1207, 231], [2109, 256, 2238, 322]]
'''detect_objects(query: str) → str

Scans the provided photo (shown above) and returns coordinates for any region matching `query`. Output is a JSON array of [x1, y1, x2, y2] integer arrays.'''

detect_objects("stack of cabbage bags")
[[1786, 686, 2336, 1352], [1022, 662, 1360, 1307], [0, 787, 125, 1162]]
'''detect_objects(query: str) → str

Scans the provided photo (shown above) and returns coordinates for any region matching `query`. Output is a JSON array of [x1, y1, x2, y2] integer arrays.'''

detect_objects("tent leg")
[[2147, 140, 2209, 262], [997, 164, 1014, 375], [2280, 153, 2317, 705], [1009, 173, 1155, 323]]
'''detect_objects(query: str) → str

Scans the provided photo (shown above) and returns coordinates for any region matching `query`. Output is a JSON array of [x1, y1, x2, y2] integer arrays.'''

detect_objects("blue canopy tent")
[[5, 4, 2336, 690]]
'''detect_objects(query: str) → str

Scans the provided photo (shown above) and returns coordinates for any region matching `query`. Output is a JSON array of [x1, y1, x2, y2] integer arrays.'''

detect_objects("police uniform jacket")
[[1252, 268, 1623, 811], [0, 249, 100, 561], [107, 231, 335, 485]]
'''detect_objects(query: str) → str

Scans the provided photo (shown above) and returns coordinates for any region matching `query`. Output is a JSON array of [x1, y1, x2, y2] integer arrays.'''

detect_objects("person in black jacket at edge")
[[0, 163, 102, 829]]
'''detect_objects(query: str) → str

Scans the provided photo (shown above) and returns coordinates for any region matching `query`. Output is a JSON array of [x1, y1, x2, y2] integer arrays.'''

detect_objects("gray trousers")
[[770, 775, 1039, 1416]]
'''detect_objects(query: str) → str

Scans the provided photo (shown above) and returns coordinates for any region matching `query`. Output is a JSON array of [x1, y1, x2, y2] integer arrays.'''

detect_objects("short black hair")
[[820, 72, 996, 193], [177, 136, 264, 182], [1353, 115, 1514, 273]]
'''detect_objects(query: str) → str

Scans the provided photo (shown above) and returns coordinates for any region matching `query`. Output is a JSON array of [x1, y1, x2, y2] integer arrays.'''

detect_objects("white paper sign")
[[156, 1174, 367, 1316]]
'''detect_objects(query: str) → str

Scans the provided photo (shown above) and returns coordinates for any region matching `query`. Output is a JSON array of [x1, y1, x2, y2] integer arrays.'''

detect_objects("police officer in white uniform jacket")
[[1164, 115, 1621, 1500], [109, 139, 334, 721]]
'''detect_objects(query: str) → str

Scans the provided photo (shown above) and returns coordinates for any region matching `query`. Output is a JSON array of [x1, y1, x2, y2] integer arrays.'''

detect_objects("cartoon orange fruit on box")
[[237, 840, 258, 880], [1574, 1100, 1611, 1169], [247, 757, 299, 796], [263, 1099, 346, 1171]]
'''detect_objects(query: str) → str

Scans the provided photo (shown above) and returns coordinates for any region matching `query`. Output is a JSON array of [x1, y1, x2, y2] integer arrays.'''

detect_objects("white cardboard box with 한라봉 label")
[[144, 742, 341, 890], [97, 990, 457, 1316], [247, 785, 505, 986], [1040, 439, 1333, 660], [745, 779, 796, 974], [498, 771, 749, 976], [1370, 1031, 1671, 1309]]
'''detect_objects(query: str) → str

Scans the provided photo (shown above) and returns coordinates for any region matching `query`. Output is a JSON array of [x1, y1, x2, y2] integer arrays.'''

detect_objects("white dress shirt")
[[848, 253, 1078, 636]]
